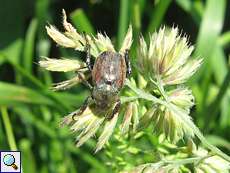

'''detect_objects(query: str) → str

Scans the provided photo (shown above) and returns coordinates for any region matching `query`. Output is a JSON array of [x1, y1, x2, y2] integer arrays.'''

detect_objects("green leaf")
[[175, 0, 192, 12], [54, 92, 88, 108], [204, 68, 230, 130], [23, 19, 38, 73], [117, 0, 130, 49], [1, 39, 23, 65], [67, 143, 107, 173], [1, 107, 17, 150], [35, 0, 50, 37], [209, 46, 230, 128], [175, 0, 203, 24], [14, 106, 56, 138], [0, 82, 54, 106], [191, 0, 226, 129], [219, 31, 230, 48], [194, 0, 226, 76], [19, 139, 37, 173], [206, 135, 230, 150], [146, 0, 172, 34], [70, 9, 95, 34]]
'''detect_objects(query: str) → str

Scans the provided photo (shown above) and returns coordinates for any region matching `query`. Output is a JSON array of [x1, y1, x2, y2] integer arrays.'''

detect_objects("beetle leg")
[[106, 99, 121, 120], [83, 32, 93, 71], [77, 71, 93, 90], [72, 96, 92, 120], [124, 49, 132, 77]]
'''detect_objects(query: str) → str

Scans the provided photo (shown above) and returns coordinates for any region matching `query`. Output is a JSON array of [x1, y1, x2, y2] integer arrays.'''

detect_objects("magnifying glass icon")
[[3, 154, 18, 170]]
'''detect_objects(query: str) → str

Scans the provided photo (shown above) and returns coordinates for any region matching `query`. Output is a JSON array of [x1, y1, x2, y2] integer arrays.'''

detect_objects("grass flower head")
[[138, 26, 202, 86]]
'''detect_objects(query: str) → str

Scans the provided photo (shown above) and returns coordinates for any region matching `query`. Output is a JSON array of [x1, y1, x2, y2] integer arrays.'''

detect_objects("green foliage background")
[[0, 0, 230, 172]]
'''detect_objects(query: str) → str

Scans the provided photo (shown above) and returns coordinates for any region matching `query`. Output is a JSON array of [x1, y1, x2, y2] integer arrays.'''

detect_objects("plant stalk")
[[1, 106, 18, 150], [126, 80, 230, 162]]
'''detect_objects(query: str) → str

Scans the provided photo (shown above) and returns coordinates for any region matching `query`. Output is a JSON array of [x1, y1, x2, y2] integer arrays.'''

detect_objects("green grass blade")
[[23, 19, 38, 73], [206, 135, 230, 150], [146, 0, 172, 34], [19, 139, 37, 173], [70, 9, 95, 34], [35, 0, 50, 37], [204, 68, 230, 131], [175, 0, 192, 12], [193, 0, 226, 79], [211, 46, 227, 84], [8, 59, 45, 88], [117, 0, 130, 49], [0, 82, 54, 106], [132, 0, 141, 34], [219, 31, 230, 48], [1, 39, 23, 65], [176, 0, 204, 24], [14, 106, 56, 138], [67, 144, 107, 173], [1, 106, 17, 150], [191, 0, 226, 128]]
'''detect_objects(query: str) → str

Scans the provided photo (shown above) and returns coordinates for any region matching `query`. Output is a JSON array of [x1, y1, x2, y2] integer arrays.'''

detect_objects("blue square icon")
[[0, 151, 21, 173]]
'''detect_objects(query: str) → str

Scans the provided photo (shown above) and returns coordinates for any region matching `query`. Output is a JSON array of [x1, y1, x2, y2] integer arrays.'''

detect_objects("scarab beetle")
[[72, 35, 131, 120]]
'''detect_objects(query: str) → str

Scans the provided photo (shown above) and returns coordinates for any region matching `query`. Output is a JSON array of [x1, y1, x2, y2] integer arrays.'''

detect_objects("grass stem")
[[1, 106, 18, 150]]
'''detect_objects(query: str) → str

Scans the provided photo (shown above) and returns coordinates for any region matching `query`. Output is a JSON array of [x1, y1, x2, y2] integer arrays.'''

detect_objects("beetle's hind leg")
[[72, 96, 92, 120], [106, 99, 121, 120], [83, 32, 93, 72], [124, 49, 132, 77]]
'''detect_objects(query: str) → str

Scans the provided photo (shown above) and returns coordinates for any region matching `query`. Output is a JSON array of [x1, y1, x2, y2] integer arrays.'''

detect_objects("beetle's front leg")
[[72, 96, 92, 120], [106, 99, 121, 120], [124, 49, 132, 77], [83, 32, 93, 71]]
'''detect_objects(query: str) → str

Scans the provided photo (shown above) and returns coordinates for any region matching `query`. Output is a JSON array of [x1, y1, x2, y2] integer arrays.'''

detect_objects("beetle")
[[72, 35, 132, 120]]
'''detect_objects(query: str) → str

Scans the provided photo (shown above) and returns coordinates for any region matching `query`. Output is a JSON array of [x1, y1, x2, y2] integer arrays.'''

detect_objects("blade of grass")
[[130, 0, 141, 58], [35, 0, 50, 38], [19, 139, 37, 173], [1, 106, 17, 150], [219, 31, 230, 48], [117, 0, 130, 49], [70, 9, 95, 34], [1, 39, 23, 65], [206, 135, 230, 150], [204, 67, 230, 131], [176, 0, 204, 24], [0, 116, 6, 147], [209, 46, 229, 129], [211, 46, 227, 84], [54, 92, 88, 108], [132, 0, 141, 35], [0, 82, 54, 106], [23, 19, 38, 73], [193, 0, 226, 79], [8, 58, 45, 89], [67, 143, 107, 173], [191, 0, 226, 128], [175, 0, 192, 12], [14, 106, 56, 138], [146, 0, 172, 35]]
